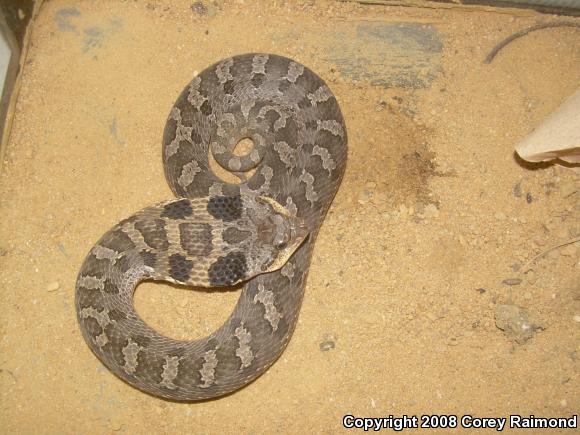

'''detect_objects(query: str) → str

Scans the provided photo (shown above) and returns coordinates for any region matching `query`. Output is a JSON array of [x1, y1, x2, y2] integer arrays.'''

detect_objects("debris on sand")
[[495, 304, 545, 344]]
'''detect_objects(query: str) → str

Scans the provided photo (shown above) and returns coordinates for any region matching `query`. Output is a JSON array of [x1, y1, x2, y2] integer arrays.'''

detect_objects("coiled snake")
[[75, 53, 347, 400]]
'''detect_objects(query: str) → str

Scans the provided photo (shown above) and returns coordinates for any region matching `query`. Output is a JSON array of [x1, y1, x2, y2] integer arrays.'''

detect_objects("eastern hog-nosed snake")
[[75, 53, 347, 400]]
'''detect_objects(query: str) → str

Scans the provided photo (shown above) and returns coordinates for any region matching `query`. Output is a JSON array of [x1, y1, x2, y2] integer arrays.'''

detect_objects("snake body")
[[75, 53, 347, 400]]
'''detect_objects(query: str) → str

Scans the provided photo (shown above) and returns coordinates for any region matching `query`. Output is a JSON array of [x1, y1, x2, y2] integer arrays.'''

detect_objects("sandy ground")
[[0, 0, 579, 433]]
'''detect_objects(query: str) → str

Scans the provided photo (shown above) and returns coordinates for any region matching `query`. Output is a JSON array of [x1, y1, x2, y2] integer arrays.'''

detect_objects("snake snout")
[[292, 220, 309, 242]]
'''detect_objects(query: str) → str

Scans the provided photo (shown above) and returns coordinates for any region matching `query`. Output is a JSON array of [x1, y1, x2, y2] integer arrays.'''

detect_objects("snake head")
[[250, 196, 309, 273]]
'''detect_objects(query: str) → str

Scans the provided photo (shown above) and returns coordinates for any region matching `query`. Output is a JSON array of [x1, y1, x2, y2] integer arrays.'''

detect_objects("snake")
[[75, 53, 348, 400]]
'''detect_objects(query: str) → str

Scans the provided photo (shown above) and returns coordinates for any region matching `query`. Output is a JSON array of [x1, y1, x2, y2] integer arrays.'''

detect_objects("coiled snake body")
[[75, 53, 347, 400]]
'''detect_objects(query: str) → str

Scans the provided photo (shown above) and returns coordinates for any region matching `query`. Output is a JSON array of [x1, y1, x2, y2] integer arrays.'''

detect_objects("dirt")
[[0, 0, 579, 433]]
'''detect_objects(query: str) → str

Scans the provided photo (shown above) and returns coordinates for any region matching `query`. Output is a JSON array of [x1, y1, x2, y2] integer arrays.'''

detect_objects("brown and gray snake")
[[75, 53, 348, 400]]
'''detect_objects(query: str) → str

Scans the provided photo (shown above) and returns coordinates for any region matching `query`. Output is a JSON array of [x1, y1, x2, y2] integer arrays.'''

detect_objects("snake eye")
[[275, 241, 287, 250]]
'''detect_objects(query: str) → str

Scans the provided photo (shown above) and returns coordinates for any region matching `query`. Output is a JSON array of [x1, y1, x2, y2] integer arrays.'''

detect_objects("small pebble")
[[525, 271, 537, 284], [446, 336, 459, 346], [46, 281, 60, 292], [560, 399, 568, 408], [320, 340, 335, 351], [357, 192, 370, 205], [526, 193, 533, 204], [57, 243, 68, 257], [476, 288, 486, 294], [425, 312, 438, 321], [423, 203, 439, 218], [533, 237, 546, 247], [495, 304, 543, 344], [573, 315, 580, 323], [502, 278, 522, 286], [191, 1, 208, 15], [375, 101, 387, 111]]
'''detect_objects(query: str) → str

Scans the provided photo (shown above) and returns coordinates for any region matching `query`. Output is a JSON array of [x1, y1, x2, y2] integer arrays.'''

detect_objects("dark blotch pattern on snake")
[[75, 53, 347, 400]]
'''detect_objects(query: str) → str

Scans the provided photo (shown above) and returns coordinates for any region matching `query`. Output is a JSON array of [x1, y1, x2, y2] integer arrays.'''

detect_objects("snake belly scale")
[[75, 53, 347, 400]]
